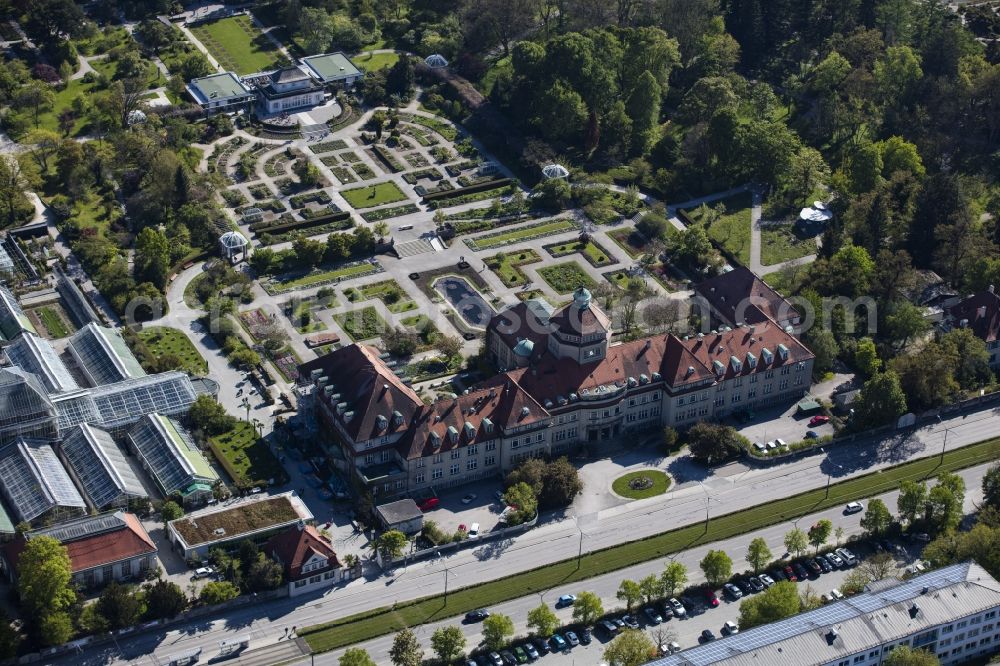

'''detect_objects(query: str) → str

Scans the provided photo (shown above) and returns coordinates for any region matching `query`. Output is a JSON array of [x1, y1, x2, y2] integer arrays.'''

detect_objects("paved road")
[[60, 406, 999, 666]]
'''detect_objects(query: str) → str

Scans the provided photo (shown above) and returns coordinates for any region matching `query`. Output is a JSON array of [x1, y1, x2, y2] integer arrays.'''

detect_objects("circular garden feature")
[[611, 469, 672, 500]]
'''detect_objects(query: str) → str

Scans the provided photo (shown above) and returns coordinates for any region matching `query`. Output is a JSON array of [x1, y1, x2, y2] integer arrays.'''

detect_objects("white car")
[[822, 589, 844, 603], [845, 501, 864, 514], [753, 441, 766, 451], [722, 621, 739, 635], [775, 438, 787, 447], [193, 566, 214, 579], [766, 440, 777, 450], [461, 493, 477, 504], [468, 522, 480, 538]]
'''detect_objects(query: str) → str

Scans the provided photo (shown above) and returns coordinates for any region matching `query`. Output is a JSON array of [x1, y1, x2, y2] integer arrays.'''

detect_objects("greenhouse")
[[541, 163, 569, 180], [68, 323, 147, 387], [90, 372, 199, 433], [424, 53, 449, 68], [0, 367, 58, 446], [127, 413, 217, 504], [61, 423, 148, 510], [0, 244, 15, 277], [5, 332, 80, 393], [0, 438, 86, 525], [0, 285, 37, 341]]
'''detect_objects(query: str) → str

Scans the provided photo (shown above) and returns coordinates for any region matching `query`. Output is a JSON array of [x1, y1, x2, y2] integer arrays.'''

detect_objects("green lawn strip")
[[760, 225, 817, 266], [341, 182, 408, 209], [209, 421, 287, 486], [612, 470, 672, 499], [538, 261, 598, 294], [34, 306, 71, 338], [334, 306, 387, 341], [469, 219, 576, 251], [354, 51, 399, 71], [348, 279, 417, 313], [485, 249, 542, 287], [190, 16, 282, 74], [761, 266, 809, 295], [137, 326, 208, 375], [271, 263, 378, 292], [545, 239, 613, 267], [604, 269, 633, 290], [302, 436, 1000, 653], [684, 192, 752, 266]]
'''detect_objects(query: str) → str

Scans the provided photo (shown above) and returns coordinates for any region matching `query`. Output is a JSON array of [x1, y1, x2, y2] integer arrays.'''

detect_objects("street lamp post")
[[936, 415, 951, 464], [444, 567, 456, 603], [699, 482, 711, 532], [820, 449, 844, 499]]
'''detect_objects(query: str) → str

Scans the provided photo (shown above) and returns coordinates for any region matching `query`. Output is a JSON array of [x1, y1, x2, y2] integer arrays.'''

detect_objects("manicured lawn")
[[346, 279, 417, 313], [538, 261, 597, 294], [762, 264, 809, 295], [189, 15, 283, 74], [685, 192, 752, 266], [341, 182, 408, 209], [354, 51, 399, 71], [273, 263, 378, 292], [137, 326, 208, 375], [545, 239, 614, 267], [334, 306, 388, 341], [301, 435, 1000, 653], [209, 421, 288, 487], [760, 224, 817, 266], [605, 269, 634, 291], [485, 249, 541, 287], [31, 306, 72, 339], [469, 219, 576, 251], [607, 228, 648, 258], [288, 301, 328, 334], [612, 470, 671, 499]]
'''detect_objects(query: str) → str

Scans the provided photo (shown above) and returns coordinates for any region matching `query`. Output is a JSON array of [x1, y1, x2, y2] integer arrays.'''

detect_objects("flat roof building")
[[126, 413, 218, 506], [166, 491, 313, 559], [60, 423, 147, 510], [5, 332, 80, 393], [255, 65, 324, 114], [186, 72, 255, 112], [376, 498, 423, 534], [0, 285, 37, 342], [651, 562, 1000, 666], [68, 323, 147, 387], [300, 53, 363, 86], [0, 438, 86, 525]]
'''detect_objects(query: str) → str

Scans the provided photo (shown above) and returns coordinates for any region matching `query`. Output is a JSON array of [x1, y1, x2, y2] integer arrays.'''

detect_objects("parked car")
[[723, 583, 743, 600], [579, 628, 592, 645], [488, 652, 503, 666], [622, 615, 641, 629], [549, 634, 567, 651], [700, 629, 717, 643], [532, 637, 549, 655], [722, 620, 739, 635], [783, 565, 798, 582], [644, 607, 664, 625], [611, 617, 626, 632], [912, 532, 931, 542], [821, 589, 844, 603], [836, 548, 858, 566], [735, 578, 753, 595], [564, 631, 580, 647], [770, 568, 787, 582], [766, 440, 777, 450], [417, 497, 440, 511], [500, 650, 516, 665], [512, 646, 528, 664], [668, 598, 686, 618], [468, 522, 480, 538], [703, 588, 720, 607], [663, 641, 682, 655], [805, 430, 819, 439], [465, 608, 490, 622], [598, 619, 618, 636], [793, 562, 810, 579], [809, 415, 830, 426], [845, 501, 864, 514], [805, 559, 823, 576], [826, 552, 845, 568], [758, 573, 775, 588], [523, 642, 539, 660], [461, 493, 478, 504], [192, 566, 215, 579], [747, 576, 765, 592], [775, 438, 787, 447]]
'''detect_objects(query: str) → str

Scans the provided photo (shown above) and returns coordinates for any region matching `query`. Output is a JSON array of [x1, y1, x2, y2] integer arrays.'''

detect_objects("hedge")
[[422, 178, 513, 203]]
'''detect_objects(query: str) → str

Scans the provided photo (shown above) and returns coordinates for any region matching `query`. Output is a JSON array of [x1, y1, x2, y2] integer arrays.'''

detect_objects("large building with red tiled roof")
[[694, 267, 802, 331], [265, 523, 346, 597], [940, 286, 1000, 368], [300, 287, 813, 500], [1, 511, 156, 589]]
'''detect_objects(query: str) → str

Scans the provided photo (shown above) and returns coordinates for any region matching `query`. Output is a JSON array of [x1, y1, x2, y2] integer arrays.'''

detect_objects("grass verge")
[[301, 435, 1000, 652], [685, 192, 752, 266], [485, 249, 542, 287], [189, 15, 283, 74], [341, 182, 408, 209], [209, 421, 288, 487], [612, 470, 672, 499]]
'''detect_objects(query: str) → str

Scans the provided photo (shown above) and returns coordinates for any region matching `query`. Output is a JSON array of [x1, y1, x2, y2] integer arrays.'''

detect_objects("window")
[[432, 468, 443, 480], [451, 450, 461, 460], [764, 384, 773, 394], [630, 398, 637, 406], [653, 392, 660, 400], [365, 454, 375, 465], [750, 374, 758, 384], [748, 388, 757, 398], [781, 366, 791, 375], [433, 454, 443, 464], [294, 580, 307, 588], [677, 397, 684, 406], [416, 458, 425, 468], [779, 379, 789, 390], [415, 474, 425, 484], [511, 439, 520, 449], [734, 377, 743, 387], [731, 394, 741, 403], [485, 455, 496, 466], [103, 565, 114, 582], [765, 370, 774, 379], [324, 571, 336, 580], [467, 459, 478, 471], [486, 441, 496, 452], [121, 560, 131, 576], [450, 464, 459, 476], [603, 410, 610, 418], [381, 450, 390, 462], [310, 574, 321, 583], [468, 445, 478, 456]]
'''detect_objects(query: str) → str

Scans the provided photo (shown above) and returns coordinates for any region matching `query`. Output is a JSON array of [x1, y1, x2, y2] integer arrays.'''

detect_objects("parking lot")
[[419, 483, 510, 536], [736, 403, 835, 447]]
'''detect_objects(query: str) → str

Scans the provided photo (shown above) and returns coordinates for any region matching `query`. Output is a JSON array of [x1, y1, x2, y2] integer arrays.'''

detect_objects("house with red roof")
[[265, 522, 345, 597], [941, 287, 1000, 368], [299, 286, 814, 501], [1, 511, 157, 589]]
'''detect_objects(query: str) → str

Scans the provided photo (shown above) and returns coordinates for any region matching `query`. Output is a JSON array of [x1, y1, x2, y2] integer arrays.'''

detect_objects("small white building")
[[541, 164, 569, 180], [219, 231, 249, 260]]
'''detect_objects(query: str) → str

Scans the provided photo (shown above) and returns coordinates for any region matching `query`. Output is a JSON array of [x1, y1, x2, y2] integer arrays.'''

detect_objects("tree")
[[603, 629, 656, 666], [927, 477, 963, 534], [143, 579, 188, 619], [340, 648, 377, 666], [0, 611, 20, 659], [14, 82, 55, 127], [738, 581, 800, 630], [983, 464, 1000, 510], [482, 613, 514, 651], [539, 457, 583, 508], [134, 227, 171, 290], [860, 552, 897, 582], [660, 426, 680, 453], [246, 553, 284, 592], [0, 154, 32, 227], [700, 550, 733, 587], [808, 519, 833, 553], [572, 591, 604, 626], [685, 422, 747, 465], [107, 77, 147, 129], [784, 528, 808, 558], [96, 582, 144, 630], [293, 159, 321, 187], [852, 371, 907, 430], [161, 500, 183, 526], [746, 537, 772, 574], [376, 530, 408, 561], [437, 335, 463, 360], [430, 625, 466, 663], [625, 70, 661, 154], [527, 603, 559, 636], [660, 561, 687, 598], [389, 628, 423, 666], [382, 328, 420, 357], [385, 55, 416, 98], [884, 301, 931, 350], [199, 581, 240, 604], [503, 482, 538, 525], [38, 611, 73, 647], [18, 536, 75, 619], [187, 394, 237, 436], [639, 574, 662, 604], [783, 146, 831, 203], [854, 337, 882, 377], [616, 579, 643, 611], [897, 481, 928, 526], [884, 646, 940, 666], [861, 499, 893, 537], [841, 567, 873, 595], [804, 328, 839, 375]]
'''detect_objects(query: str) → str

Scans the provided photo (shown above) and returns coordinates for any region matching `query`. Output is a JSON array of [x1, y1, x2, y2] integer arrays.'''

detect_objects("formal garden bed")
[[262, 260, 382, 295], [248, 183, 274, 201], [485, 249, 542, 287], [334, 305, 387, 341], [309, 139, 349, 154], [341, 182, 408, 209], [25, 304, 76, 339], [544, 237, 615, 267], [611, 469, 671, 499], [465, 218, 577, 251], [608, 228, 649, 258], [360, 203, 420, 222], [135, 326, 208, 375], [538, 261, 598, 294], [397, 112, 459, 141], [209, 421, 288, 488], [345, 279, 417, 313]]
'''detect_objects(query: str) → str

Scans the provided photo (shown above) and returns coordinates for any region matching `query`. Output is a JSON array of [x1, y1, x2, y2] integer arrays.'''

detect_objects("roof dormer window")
[[777, 344, 789, 361], [761, 348, 773, 365], [391, 410, 403, 427], [375, 414, 388, 431], [482, 418, 494, 433], [464, 421, 476, 439], [730, 356, 742, 373], [712, 360, 725, 376], [746, 352, 757, 369], [447, 426, 459, 442]]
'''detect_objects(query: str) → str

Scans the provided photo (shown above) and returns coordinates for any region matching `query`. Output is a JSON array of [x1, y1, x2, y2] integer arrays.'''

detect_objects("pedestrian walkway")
[[395, 238, 437, 257], [233, 637, 309, 666]]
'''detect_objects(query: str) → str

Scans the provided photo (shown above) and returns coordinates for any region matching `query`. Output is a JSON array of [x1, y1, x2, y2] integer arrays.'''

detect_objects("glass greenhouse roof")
[[127, 414, 217, 496], [0, 367, 57, 444], [91, 372, 197, 429], [69, 323, 146, 386], [61, 423, 147, 509], [6, 333, 80, 393], [0, 439, 85, 522], [0, 285, 37, 341]]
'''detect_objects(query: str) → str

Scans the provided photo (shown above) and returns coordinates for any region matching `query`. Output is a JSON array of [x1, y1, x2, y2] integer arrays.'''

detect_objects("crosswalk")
[[395, 238, 437, 257]]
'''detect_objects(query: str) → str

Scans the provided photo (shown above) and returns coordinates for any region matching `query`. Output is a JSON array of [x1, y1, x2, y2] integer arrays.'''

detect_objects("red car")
[[809, 415, 830, 426], [783, 565, 798, 582], [702, 588, 719, 607], [417, 497, 439, 511]]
